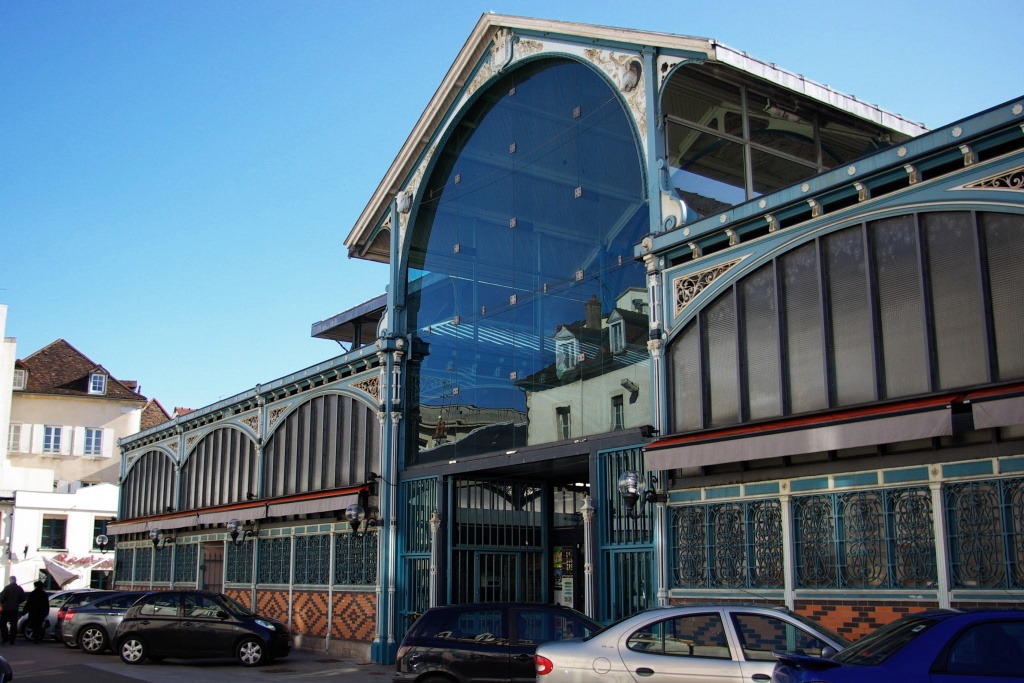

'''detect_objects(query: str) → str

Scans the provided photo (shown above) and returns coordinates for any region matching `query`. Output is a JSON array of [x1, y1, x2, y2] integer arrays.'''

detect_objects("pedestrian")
[[24, 581, 48, 643], [0, 577, 25, 644]]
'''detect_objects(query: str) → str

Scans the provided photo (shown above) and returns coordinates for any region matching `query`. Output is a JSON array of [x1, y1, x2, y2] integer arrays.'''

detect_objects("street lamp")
[[95, 534, 113, 554], [344, 503, 379, 538], [149, 528, 173, 551], [226, 519, 257, 547], [617, 471, 666, 520]]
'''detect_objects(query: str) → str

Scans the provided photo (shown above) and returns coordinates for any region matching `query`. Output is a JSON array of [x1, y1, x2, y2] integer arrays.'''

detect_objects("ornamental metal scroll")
[[959, 164, 1024, 191], [258, 537, 292, 585], [294, 534, 332, 586], [174, 543, 199, 583], [335, 532, 378, 586], [672, 258, 743, 318], [225, 539, 254, 584], [945, 477, 1024, 589]]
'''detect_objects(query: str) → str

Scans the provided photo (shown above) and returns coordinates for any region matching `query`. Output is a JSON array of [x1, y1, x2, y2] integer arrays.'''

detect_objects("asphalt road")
[[0, 638, 394, 683]]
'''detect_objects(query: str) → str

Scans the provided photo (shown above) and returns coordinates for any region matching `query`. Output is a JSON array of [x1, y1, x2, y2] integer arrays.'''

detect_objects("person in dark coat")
[[24, 581, 49, 643], [0, 577, 25, 644]]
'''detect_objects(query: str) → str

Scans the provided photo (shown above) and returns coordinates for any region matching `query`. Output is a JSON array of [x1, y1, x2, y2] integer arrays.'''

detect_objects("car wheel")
[[79, 626, 108, 654], [119, 636, 148, 665], [236, 637, 266, 667], [21, 624, 34, 640]]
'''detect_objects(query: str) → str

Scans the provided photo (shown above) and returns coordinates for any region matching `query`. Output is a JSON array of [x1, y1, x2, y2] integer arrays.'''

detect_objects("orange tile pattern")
[[225, 588, 251, 610], [291, 590, 330, 637], [795, 600, 935, 641], [331, 591, 377, 641], [255, 589, 291, 624]]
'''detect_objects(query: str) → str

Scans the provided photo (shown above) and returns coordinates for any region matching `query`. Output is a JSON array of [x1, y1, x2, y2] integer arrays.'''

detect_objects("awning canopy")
[[644, 396, 955, 471], [267, 493, 358, 518], [968, 387, 1024, 430]]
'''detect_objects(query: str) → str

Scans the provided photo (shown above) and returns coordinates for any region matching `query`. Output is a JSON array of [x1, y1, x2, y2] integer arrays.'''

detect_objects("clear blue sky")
[[2, 0, 1020, 413]]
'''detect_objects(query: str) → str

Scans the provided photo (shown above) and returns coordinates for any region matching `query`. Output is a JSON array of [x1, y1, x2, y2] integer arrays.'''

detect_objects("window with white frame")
[[7, 424, 21, 452], [43, 425, 62, 454], [84, 428, 103, 456], [554, 328, 579, 379], [556, 406, 572, 440], [13, 368, 26, 390], [612, 395, 625, 430], [610, 318, 626, 354], [89, 373, 107, 395]]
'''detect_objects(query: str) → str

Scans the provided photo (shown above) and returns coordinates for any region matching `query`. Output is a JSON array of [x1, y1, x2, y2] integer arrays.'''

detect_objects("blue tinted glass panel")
[[406, 59, 649, 464]]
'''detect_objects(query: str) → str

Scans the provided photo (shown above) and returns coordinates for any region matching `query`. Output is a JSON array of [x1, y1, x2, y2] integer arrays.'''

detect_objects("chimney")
[[585, 295, 602, 330]]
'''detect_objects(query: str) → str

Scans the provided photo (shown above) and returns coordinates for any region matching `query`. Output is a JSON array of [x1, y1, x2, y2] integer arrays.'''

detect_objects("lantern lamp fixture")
[[617, 471, 667, 520], [95, 534, 113, 554], [149, 528, 174, 551], [344, 503, 380, 538], [226, 519, 257, 547]]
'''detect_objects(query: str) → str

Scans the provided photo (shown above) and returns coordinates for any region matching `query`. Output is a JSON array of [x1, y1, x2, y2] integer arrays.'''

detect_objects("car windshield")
[[218, 594, 256, 617], [832, 616, 938, 666]]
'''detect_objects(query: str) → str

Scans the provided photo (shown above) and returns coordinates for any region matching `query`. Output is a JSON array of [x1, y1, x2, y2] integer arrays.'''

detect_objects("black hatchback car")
[[394, 603, 599, 683], [114, 590, 291, 667]]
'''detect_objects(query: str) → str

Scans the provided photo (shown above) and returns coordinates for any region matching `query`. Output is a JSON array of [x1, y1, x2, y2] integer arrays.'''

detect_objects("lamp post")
[[345, 503, 379, 538], [617, 471, 666, 519], [580, 497, 596, 619]]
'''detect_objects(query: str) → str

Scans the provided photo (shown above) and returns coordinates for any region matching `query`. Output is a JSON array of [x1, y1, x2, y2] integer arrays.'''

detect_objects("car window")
[[110, 594, 142, 609], [183, 594, 223, 618], [731, 612, 832, 661], [139, 594, 179, 617], [432, 608, 507, 645], [93, 597, 116, 609], [627, 613, 731, 659], [945, 620, 1024, 677], [513, 609, 596, 645]]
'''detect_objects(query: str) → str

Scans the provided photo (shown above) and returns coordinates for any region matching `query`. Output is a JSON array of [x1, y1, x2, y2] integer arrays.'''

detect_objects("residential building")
[[1, 309, 170, 587], [111, 14, 1024, 663]]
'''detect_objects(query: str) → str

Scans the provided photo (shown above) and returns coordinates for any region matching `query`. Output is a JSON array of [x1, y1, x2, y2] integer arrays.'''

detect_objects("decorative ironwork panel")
[[258, 537, 292, 585], [794, 487, 935, 590], [225, 540, 253, 584], [174, 543, 198, 583], [115, 548, 133, 583], [671, 499, 782, 589], [133, 547, 153, 582], [945, 477, 1024, 589], [601, 447, 652, 546], [334, 532, 378, 585], [152, 545, 172, 582], [294, 534, 331, 585], [401, 557, 431, 632]]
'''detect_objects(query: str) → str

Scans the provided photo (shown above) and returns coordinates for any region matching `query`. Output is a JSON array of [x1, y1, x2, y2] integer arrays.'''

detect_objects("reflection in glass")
[[405, 58, 650, 465]]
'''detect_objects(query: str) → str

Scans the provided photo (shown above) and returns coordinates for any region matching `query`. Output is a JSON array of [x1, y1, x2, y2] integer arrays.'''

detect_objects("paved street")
[[0, 639, 394, 683]]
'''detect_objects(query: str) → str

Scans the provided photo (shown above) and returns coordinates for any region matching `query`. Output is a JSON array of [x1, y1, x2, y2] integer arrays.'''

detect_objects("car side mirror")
[[216, 610, 229, 619], [821, 645, 838, 659]]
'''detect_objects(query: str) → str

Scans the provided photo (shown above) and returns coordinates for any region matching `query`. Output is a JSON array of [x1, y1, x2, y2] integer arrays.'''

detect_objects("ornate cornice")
[[673, 258, 744, 317], [959, 164, 1024, 191]]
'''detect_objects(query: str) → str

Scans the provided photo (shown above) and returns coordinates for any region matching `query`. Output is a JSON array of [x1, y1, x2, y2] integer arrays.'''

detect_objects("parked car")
[[114, 590, 291, 666], [0, 654, 10, 683], [18, 588, 95, 642], [772, 609, 1024, 683], [534, 604, 849, 683], [62, 591, 150, 653], [395, 602, 600, 683], [55, 590, 118, 645]]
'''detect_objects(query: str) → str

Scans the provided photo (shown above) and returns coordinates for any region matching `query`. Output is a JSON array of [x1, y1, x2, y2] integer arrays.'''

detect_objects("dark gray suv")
[[394, 603, 599, 683], [62, 591, 149, 653]]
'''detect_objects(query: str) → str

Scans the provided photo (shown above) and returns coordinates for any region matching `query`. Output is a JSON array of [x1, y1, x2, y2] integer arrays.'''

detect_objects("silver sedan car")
[[534, 604, 849, 683]]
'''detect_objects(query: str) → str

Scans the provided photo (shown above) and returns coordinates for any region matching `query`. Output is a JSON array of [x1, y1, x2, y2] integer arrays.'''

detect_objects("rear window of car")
[[832, 617, 937, 665], [513, 608, 596, 644], [431, 607, 507, 644], [138, 594, 179, 617]]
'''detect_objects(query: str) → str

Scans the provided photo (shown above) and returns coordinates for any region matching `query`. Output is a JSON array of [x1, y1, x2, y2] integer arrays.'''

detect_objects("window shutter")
[[102, 428, 114, 458], [60, 426, 73, 455], [72, 427, 85, 456], [31, 424, 44, 454]]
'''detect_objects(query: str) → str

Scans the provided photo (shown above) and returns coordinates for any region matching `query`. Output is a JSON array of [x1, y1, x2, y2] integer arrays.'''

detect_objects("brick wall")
[[794, 600, 935, 641]]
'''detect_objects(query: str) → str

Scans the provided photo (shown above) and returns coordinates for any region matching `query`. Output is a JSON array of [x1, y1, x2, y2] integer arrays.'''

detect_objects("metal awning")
[[105, 520, 149, 536], [969, 391, 1024, 430], [645, 396, 955, 471], [197, 507, 267, 526], [266, 493, 358, 518]]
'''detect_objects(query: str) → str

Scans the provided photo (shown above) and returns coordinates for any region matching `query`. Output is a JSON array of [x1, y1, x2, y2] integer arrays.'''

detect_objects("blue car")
[[772, 609, 1024, 683]]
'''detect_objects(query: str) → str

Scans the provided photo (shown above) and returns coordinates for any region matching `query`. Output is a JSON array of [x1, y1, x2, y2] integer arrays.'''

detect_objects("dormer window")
[[554, 329, 579, 380], [89, 372, 107, 395], [13, 368, 26, 390], [609, 318, 626, 355]]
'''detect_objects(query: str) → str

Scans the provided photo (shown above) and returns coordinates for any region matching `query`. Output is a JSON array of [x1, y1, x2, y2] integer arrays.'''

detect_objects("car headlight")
[[255, 619, 276, 631]]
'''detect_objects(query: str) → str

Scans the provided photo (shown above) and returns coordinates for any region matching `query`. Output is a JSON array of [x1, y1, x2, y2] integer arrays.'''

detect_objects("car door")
[[617, 610, 743, 683], [130, 592, 182, 657], [511, 607, 598, 683], [433, 606, 511, 683], [933, 618, 1024, 682], [177, 593, 239, 658], [729, 610, 839, 682]]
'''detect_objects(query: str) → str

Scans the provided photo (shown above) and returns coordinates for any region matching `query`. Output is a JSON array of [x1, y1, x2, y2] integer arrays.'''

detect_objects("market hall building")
[[110, 14, 1024, 663]]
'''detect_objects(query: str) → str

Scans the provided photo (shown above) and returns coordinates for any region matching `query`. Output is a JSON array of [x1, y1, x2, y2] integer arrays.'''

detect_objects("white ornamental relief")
[[583, 48, 647, 140], [267, 406, 288, 429], [467, 30, 542, 96], [399, 144, 435, 246], [673, 258, 744, 317], [239, 414, 260, 436], [185, 435, 199, 452]]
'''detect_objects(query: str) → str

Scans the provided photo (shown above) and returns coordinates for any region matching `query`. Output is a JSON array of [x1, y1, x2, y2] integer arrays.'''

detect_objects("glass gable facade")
[[406, 58, 650, 464]]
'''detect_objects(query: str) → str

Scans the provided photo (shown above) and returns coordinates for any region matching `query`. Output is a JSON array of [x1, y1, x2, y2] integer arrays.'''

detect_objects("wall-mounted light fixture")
[[225, 519, 257, 548], [149, 528, 174, 551], [638, 424, 659, 439], [344, 503, 379, 538], [617, 471, 667, 520], [620, 378, 640, 394], [95, 534, 114, 554]]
